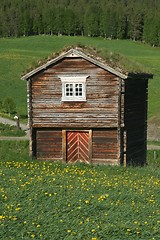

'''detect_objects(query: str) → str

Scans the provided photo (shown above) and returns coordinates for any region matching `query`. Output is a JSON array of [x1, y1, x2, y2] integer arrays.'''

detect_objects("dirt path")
[[147, 145, 160, 150], [0, 117, 28, 130], [0, 117, 29, 140], [147, 119, 160, 142], [0, 136, 29, 141]]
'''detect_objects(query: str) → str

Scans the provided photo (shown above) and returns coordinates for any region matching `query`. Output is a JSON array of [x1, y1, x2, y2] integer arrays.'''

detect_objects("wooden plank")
[[36, 129, 62, 159], [27, 80, 34, 157], [92, 129, 118, 161], [30, 57, 119, 128], [88, 130, 92, 163], [62, 130, 67, 163]]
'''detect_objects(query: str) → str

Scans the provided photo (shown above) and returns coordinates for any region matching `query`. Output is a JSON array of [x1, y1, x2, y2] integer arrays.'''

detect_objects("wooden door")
[[67, 131, 89, 163]]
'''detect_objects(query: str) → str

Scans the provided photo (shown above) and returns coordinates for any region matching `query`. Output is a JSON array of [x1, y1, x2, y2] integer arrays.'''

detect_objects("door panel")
[[67, 131, 89, 163]]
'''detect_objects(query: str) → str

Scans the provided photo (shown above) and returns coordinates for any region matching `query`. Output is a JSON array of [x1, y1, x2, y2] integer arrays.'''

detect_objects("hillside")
[[0, 36, 160, 139]]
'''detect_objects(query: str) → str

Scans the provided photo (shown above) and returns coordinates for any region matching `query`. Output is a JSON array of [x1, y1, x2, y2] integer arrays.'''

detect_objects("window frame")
[[60, 75, 88, 102], [65, 83, 83, 98]]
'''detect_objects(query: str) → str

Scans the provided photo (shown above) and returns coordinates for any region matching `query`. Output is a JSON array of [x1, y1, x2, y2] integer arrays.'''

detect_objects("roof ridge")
[[21, 46, 153, 80]]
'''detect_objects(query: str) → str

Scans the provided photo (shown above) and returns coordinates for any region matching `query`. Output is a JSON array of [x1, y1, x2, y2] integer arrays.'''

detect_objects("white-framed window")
[[59, 75, 88, 101]]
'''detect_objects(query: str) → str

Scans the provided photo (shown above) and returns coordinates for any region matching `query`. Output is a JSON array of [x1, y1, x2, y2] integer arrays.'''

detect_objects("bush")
[[2, 97, 16, 115]]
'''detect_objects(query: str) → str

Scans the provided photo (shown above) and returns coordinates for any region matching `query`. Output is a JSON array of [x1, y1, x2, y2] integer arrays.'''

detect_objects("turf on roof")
[[23, 45, 152, 76]]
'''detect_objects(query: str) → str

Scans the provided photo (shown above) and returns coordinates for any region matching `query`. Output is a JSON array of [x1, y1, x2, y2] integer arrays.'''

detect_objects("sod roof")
[[22, 45, 153, 80]]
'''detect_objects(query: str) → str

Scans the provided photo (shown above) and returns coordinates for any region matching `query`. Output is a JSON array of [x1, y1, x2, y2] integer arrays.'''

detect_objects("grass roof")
[[23, 44, 152, 76]]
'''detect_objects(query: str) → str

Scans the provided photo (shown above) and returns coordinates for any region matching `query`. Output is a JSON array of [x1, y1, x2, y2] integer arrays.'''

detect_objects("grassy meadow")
[[0, 36, 160, 239], [0, 35, 160, 121], [0, 141, 160, 240]]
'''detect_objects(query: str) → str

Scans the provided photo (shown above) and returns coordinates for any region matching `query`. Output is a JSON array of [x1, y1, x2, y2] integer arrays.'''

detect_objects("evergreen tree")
[[129, 12, 144, 41], [143, 15, 160, 46], [99, 11, 110, 38], [63, 8, 76, 36], [54, 7, 65, 35], [0, 0, 160, 46], [83, 5, 100, 37]]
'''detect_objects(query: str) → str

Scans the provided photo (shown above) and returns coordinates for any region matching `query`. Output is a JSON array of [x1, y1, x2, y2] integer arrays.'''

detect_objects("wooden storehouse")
[[22, 47, 153, 166]]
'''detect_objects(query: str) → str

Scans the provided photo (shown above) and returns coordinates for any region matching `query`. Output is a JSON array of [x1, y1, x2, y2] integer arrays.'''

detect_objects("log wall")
[[31, 57, 119, 128], [92, 129, 119, 164], [35, 129, 62, 160]]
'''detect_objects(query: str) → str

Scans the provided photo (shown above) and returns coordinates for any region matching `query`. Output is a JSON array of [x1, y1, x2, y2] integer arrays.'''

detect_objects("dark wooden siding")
[[92, 129, 119, 164], [31, 57, 119, 128], [36, 129, 62, 160], [124, 79, 148, 165]]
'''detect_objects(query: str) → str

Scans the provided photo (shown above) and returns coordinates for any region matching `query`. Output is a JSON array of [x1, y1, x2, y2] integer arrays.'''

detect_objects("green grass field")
[[0, 37, 160, 239], [0, 36, 160, 121], [0, 123, 25, 136], [0, 141, 160, 240]]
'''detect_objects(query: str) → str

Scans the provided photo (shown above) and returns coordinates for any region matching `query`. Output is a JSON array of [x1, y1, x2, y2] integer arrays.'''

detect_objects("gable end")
[[21, 49, 128, 80]]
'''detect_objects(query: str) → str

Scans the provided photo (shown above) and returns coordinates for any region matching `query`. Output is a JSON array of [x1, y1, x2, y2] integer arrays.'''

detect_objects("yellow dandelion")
[[67, 229, 71, 233], [15, 208, 21, 211], [134, 221, 138, 224]]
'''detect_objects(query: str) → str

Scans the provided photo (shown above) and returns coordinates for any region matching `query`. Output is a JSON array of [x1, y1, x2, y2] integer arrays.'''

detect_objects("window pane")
[[65, 83, 73, 96], [75, 83, 83, 96], [79, 89, 82, 96]]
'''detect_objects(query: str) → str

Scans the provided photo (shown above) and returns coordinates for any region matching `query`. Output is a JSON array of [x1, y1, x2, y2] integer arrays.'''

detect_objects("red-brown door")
[[67, 131, 89, 163]]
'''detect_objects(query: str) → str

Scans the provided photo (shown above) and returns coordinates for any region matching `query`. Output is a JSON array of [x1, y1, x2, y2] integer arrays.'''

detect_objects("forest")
[[0, 0, 160, 46]]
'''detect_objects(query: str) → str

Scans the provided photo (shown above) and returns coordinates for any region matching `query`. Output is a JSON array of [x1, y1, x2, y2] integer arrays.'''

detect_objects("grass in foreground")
[[0, 123, 25, 137], [0, 141, 160, 240]]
